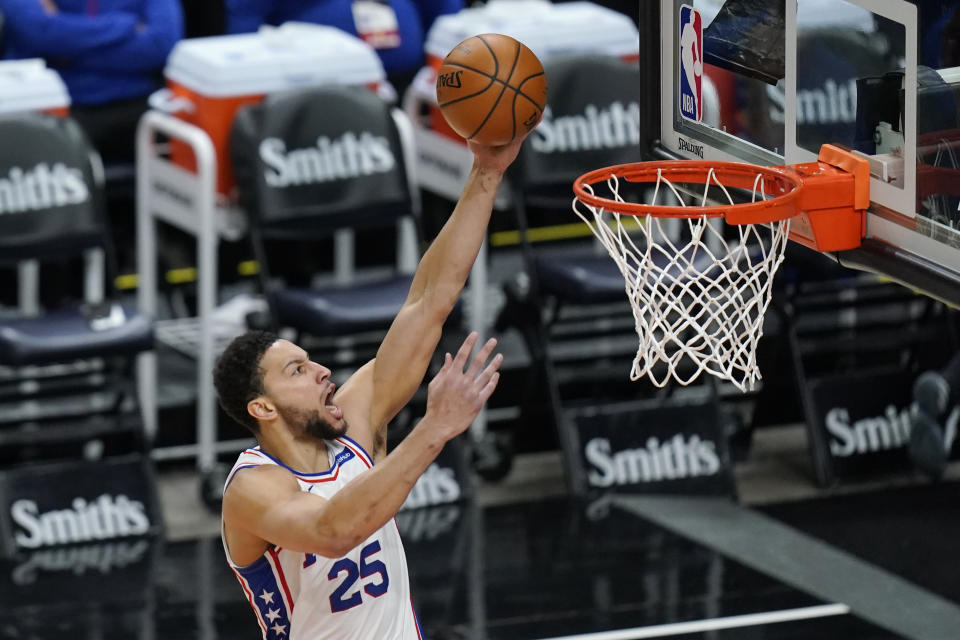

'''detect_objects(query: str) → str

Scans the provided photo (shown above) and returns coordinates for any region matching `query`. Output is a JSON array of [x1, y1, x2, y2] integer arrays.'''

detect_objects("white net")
[[573, 168, 791, 392]]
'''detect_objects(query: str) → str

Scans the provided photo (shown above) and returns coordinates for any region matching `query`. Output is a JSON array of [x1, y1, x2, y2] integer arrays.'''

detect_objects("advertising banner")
[[807, 369, 958, 483], [567, 398, 736, 496], [0, 454, 162, 557]]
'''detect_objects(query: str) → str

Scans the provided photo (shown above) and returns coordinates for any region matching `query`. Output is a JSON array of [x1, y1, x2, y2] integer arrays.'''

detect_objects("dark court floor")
[[3, 435, 960, 640], [0, 496, 906, 640], [4, 243, 959, 639]]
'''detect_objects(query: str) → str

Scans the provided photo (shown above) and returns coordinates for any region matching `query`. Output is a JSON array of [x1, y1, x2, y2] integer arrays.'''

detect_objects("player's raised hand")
[[468, 135, 529, 175], [424, 332, 503, 441]]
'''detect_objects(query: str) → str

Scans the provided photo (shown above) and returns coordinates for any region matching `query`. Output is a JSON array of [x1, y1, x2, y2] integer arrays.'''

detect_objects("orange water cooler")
[[153, 23, 390, 199], [0, 59, 71, 117]]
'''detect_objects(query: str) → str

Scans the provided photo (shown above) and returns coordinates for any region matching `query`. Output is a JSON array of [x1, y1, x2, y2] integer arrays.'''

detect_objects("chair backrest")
[[231, 84, 416, 239], [0, 114, 106, 264], [509, 55, 643, 200]]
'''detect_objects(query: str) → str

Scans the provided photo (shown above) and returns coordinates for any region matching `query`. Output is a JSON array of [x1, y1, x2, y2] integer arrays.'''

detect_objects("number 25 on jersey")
[[304, 540, 390, 613]]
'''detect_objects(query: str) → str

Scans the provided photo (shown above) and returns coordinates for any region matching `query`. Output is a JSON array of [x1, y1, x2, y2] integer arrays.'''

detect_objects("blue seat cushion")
[[272, 275, 416, 335], [535, 244, 730, 304], [0, 304, 154, 366], [535, 255, 629, 304]]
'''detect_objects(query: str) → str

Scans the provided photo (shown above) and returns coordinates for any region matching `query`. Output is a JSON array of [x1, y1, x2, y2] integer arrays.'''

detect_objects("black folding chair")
[[485, 55, 656, 484], [230, 84, 456, 410], [0, 114, 154, 466]]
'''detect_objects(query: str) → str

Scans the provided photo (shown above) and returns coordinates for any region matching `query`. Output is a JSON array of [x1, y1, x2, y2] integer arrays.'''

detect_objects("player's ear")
[[248, 397, 276, 422]]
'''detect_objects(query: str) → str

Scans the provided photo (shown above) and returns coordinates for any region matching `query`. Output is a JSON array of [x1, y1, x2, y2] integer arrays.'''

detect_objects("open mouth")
[[323, 384, 343, 420], [326, 401, 343, 420]]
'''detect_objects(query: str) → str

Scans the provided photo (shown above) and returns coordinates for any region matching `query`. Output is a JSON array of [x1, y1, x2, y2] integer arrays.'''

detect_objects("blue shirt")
[[0, 0, 183, 105], [224, 0, 463, 74]]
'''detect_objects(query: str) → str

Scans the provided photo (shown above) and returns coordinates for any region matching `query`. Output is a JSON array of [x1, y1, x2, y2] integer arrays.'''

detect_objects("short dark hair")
[[213, 330, 280, 435]]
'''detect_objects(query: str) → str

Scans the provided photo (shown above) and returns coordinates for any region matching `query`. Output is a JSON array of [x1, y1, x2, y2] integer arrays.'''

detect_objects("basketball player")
[[212, 136, 526, 639]]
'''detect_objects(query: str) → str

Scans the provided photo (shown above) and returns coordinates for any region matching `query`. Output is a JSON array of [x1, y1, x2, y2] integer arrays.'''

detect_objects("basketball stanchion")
[[572, 144, 870, 392]]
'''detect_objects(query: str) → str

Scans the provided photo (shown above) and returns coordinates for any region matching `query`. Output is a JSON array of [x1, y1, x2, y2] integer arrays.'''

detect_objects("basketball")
[[435, 33, 548, 146]]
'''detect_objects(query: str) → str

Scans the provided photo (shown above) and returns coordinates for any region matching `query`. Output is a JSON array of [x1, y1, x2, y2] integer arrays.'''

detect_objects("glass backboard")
[[640, 0, 960, 306]]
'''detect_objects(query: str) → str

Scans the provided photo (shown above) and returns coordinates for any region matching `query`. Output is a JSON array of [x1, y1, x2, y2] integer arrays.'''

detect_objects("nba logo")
[[678, 4, 702, 122]]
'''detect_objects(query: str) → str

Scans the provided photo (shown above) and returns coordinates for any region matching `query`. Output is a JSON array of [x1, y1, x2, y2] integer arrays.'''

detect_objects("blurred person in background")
[[0, 0, 183, 165], [224, 0, 462, 95], [910, 352, 960, 480]]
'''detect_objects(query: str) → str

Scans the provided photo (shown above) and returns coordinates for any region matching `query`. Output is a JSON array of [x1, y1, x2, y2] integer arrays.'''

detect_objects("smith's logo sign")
[[826, 405, 959, 457], [531, 102, 640, 153], [396, 505, 460, 542], [0, 162, 89, 214], [768, 80, 858, 126], [402, 463, 460, 510], [260, 132, 396, 187], [13, 539, 150, 585], [585, 435, 720, 487], [12, 494, 150, 549]]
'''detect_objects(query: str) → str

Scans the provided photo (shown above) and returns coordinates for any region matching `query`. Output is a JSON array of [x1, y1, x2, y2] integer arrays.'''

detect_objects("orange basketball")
[[436, 33, 548, 146]]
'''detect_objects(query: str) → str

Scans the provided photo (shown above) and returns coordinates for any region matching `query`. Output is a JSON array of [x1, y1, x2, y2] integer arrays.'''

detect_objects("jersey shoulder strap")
[[223, 447, 278, 492]]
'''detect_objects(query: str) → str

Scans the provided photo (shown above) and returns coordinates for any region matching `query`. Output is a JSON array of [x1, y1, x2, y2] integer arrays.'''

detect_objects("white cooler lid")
[[165, 22, 387, 97], [425, 0, 640, 61], [0, 59, 71, 114]]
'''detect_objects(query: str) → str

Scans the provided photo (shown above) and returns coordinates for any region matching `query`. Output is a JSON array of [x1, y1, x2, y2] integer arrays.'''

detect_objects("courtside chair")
[[503, 54, 646, 325], [230, 84, 440, 381], [496, 55, 710, 488], [0, 114, 154, 465]]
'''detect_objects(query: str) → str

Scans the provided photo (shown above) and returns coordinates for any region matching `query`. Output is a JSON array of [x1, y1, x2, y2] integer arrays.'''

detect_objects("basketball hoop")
[[572, 144, 870, 392]]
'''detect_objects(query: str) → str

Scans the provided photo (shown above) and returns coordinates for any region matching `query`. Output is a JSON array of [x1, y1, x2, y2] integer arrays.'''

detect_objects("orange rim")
[[573, 161, 804, 224]]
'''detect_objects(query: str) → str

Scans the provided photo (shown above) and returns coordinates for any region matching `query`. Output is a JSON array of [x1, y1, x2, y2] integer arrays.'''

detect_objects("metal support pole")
[[136, 117, 160, 444], [468, 238, 488, 441], [136, 110, 218, 470]]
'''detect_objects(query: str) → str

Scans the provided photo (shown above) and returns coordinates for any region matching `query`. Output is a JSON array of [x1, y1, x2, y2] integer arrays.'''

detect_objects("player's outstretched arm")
[[224, 333, 502, 557], [336, 137, 526, 458]]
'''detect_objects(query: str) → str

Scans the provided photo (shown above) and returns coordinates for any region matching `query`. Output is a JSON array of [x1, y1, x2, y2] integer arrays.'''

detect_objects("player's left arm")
[[335, 138, 525, 459]]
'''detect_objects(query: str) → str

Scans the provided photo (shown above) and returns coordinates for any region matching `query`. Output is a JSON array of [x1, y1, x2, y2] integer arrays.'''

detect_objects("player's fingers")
[[467, 338, 498, 376], [473, 352, 503, 387], [453, 332, 479, 368], [430, 353, 453, 389], [478, 372, 501, 403]]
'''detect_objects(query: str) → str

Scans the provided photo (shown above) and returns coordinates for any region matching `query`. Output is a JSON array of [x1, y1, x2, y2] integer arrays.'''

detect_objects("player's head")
[[214, 330, 348, 441]]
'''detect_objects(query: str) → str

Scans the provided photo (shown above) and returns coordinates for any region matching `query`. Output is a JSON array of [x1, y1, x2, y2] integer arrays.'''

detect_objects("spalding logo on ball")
[[436, 33, 548, 146]]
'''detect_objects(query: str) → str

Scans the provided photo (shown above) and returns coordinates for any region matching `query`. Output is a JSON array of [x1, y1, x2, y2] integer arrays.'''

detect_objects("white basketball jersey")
[[222, 437, 424, 640]]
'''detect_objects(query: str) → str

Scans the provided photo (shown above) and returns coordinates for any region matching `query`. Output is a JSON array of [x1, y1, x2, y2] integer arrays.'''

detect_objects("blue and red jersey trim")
[[338, 436, 374, 468], [233, 553, 295, 639], [411, 595, 424, 640], [240, 444, 367, 482]]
